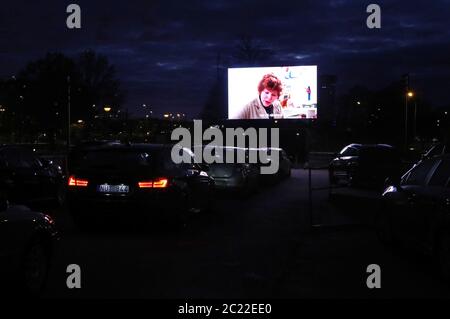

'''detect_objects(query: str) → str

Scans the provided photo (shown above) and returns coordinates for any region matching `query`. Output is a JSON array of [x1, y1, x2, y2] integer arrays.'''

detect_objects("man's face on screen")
[[260, 89, 279, 107]]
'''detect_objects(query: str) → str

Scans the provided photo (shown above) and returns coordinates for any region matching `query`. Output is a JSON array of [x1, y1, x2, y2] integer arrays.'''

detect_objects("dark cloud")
[[1, 0, 450, 117]]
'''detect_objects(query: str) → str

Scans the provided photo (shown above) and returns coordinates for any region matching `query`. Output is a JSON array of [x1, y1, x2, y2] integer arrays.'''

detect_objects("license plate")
[[97, 184, 129, 193]]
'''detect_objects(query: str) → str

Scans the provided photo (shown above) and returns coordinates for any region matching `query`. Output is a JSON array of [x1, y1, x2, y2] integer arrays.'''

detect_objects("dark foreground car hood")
[[1, 205, 59, 239]]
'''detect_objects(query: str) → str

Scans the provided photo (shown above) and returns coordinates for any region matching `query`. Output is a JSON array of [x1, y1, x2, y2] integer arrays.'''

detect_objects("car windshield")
[[339, 146, 359, 157]]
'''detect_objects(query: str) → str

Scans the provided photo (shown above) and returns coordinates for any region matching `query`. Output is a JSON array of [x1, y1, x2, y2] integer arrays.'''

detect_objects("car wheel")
[[375, 210, 394, 246], [21, 239, 49, 296], [437, 234, 450, 282]]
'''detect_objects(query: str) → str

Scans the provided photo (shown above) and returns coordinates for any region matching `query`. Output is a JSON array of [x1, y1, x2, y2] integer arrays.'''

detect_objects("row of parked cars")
[[67, 143, 292, 227], [1, 142, 292, 295], [328, 142, 450, 282]]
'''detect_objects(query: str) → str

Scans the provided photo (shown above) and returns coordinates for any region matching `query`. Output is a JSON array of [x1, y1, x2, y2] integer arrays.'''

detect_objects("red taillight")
[[138, 181, 153, 188], [153, 178, 169, 188], [68, 176, 89, 187], [138, 178, 169, 189]]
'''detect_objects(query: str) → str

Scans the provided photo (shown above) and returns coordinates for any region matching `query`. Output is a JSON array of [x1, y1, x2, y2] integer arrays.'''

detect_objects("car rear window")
[[77, 149, 155, 170]]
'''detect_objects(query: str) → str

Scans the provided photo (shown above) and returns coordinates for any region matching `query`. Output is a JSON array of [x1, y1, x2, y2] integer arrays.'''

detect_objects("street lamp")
[[104, 106, 112, 112], [405, 91, 414, 149]]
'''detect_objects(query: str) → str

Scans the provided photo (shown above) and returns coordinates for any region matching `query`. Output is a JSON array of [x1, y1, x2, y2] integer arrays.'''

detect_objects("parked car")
[[251, 147, 292, 184], [376, 154, 450, 281], [329, 144, 401, 190], [197, 146, 260, 195], [0, 193, 59, 296], [0, 145, 66, 208], [67, 143, 215, 228]]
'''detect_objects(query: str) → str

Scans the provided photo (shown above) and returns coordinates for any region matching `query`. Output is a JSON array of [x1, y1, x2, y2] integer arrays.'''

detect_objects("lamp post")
[[405, 91, 414, 149], [414, 99, 417, 140]]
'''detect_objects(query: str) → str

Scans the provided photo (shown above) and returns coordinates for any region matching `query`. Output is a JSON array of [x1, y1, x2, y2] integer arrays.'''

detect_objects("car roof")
[[72, 143, 171, 152], [342, 143, 395, 150], [346, 143, 394, 149]]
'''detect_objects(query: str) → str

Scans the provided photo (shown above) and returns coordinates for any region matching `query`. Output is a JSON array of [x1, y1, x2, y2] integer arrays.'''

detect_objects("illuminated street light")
[[404, 90, 415, 149], [104, 106, 112, 112], [77, 120, 84, 124]]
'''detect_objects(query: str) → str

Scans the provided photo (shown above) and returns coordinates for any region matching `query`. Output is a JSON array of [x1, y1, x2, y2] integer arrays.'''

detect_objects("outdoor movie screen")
[[228, 66, 317, 120]]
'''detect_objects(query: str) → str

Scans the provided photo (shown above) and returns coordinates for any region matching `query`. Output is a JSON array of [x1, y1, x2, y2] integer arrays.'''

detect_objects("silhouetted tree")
[[76, 50, 125, 120], [17, 53, 76, 143], [232, 35, 274, 66], [13, 51, 125, 143]]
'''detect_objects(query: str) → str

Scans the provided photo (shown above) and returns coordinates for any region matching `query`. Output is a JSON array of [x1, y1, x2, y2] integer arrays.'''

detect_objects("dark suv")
[[329, 144, 401, 189]]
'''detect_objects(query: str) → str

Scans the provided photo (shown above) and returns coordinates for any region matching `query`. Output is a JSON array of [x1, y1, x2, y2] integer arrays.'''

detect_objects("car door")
[[396, 158, 440, 243], [417, 158, 450, 250], [1, 147, 41, 204]]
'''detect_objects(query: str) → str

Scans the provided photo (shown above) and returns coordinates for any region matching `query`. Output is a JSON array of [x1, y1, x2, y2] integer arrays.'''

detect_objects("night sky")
[[1, 0, 450, 117]]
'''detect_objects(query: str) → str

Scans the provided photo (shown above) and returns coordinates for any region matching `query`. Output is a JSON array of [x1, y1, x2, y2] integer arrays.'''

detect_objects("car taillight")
[[138, 178, 169, 188], [68, 176, 89, 187]]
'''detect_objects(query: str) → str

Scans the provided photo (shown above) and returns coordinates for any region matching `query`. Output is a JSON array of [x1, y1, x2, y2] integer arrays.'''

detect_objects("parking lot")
[[39, 169, 450, 298]]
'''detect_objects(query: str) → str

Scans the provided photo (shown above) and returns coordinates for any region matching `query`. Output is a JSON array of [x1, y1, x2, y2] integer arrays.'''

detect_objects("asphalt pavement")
[[41, 169, 450, 299]]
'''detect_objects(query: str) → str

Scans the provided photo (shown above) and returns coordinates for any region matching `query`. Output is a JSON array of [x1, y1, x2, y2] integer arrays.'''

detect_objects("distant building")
[[318, 75, 337, 124]]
